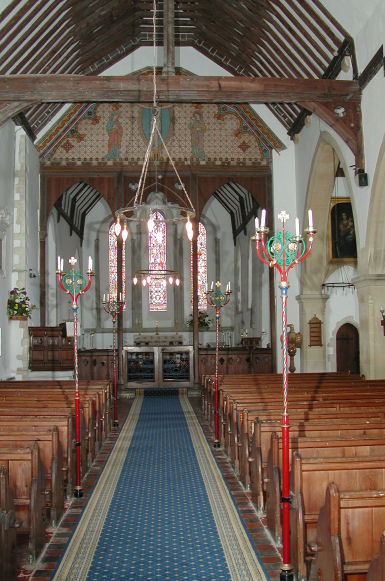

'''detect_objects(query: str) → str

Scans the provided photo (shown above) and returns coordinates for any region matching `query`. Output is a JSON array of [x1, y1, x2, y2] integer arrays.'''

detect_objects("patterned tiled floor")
[[16, 392, 282, 580]]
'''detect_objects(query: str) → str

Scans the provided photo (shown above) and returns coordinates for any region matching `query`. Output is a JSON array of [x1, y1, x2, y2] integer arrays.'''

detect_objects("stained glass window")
[[191, 222, 208, 311], [149, 211, 167, 311], [108, 223, 126, 302]]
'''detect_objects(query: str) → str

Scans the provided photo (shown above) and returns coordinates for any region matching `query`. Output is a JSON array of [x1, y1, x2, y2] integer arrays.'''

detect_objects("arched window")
[[108, 223, 126, 301], [191, 222, 208, 311], [149, 211, 167, 311]]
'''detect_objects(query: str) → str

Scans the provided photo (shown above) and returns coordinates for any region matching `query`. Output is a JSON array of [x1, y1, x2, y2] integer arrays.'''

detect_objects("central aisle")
[[51, 393, 269, 581]]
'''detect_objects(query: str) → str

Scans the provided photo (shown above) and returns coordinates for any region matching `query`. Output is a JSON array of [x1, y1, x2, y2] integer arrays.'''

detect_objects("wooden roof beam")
[[0, 74, 361, 104]]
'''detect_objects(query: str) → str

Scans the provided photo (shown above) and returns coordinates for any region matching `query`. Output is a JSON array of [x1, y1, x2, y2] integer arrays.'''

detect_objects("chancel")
[[0, 1, 385, 580]]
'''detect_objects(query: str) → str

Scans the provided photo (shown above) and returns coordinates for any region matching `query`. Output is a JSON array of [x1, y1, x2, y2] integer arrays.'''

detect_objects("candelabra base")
[[280, 566, 294, 580], [213, 441, 220, 449], [73, 487, 83, 498]]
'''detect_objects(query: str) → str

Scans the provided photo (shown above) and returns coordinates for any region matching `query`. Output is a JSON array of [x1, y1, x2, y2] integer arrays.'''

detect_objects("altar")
[[123, 345, 194, 388]]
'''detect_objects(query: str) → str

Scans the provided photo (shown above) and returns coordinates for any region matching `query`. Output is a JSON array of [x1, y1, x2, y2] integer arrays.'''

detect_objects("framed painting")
[[328, 198, 357, 262]]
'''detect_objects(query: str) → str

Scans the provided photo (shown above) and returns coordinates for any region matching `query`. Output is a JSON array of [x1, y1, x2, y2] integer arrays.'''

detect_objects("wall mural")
[[38, 101, 284, 165]]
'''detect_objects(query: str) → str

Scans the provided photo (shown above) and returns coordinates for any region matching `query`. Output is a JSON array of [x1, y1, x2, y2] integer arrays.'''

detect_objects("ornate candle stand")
[[206, 281, 231, 448], [102, 293, 125, 428], [57, 256, 94, 498], [254, 209, 315, 580]]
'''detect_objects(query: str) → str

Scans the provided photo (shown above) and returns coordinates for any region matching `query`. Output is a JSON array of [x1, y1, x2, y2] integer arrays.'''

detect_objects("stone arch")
[[302, 131, 357, 294]]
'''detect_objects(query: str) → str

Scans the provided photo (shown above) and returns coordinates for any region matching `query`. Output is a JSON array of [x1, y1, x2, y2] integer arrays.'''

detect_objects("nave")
[[16, 392, 282, 581]]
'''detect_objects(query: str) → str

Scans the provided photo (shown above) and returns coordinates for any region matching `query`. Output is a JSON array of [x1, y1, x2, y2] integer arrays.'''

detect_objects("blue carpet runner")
[[51, 393, 268, 580]]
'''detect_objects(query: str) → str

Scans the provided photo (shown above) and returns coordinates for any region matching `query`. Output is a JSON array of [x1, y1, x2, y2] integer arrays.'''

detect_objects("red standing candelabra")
[[254, 208, 315, 580], [206, 281, 231, 448], [57, 255, 94, 497], [102, 293, 125, 428]]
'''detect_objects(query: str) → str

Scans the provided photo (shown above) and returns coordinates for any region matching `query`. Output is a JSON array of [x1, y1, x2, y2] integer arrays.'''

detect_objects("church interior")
[[0, 0, 385, 579]]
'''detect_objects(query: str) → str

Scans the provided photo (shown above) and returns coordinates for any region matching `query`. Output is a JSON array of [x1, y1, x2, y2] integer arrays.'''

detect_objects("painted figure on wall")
[[330, 200, 357, 260], [189, 106, 206, 160], [105, 107, 123, 159]]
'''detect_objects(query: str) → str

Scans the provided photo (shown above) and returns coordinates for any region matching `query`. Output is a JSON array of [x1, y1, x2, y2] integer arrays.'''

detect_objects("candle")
[[88, 256, 93, 271], [255, 216, 259, 230], [57, 256, 61, 271], [60, 258, 64, 272], [211, 281, 214, 291], [228, 281, 231, 292], [295, 217, 300, 237], [103, 294, 106, 302], [261, 209, 266, 228], [308, 209, 313, 230]]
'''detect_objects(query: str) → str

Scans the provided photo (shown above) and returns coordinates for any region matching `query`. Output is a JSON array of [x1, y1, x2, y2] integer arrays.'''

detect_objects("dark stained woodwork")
[[299, 99, 364, 169], [0, 74, 361, 105], [336, 323, 360, 374]]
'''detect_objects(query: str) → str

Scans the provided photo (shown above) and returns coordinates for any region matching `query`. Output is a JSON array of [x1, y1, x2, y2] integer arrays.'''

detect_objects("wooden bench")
[[0, 412, 79, 498], [290, 452, 385, 580], [249, 417, 385, 513], [0, 464, 16, 581], [0, 394, 97, 467], [0, 443, 46, 563], [310, 483, 385, 581], [0, 427, 64, 526], [368, 531, 385, 581], [265, 432, 385, 546]]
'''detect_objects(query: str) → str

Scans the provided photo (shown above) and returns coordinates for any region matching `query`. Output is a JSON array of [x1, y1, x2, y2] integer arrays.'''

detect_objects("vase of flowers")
[[186, 310, 212, 330], [7, 287, 37, 319]]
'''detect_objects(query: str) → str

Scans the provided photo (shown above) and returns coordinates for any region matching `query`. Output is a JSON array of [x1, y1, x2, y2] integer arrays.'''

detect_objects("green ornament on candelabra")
[[57, 255, 94, 498], [206, 281, 231, 448], [254, 208, 315, 581], [102, 293, 125, 428]]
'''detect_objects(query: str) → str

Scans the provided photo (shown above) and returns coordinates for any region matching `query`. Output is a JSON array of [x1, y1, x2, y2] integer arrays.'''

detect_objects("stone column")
[[296, 293, 329, 372], [354, 274, 385, 379], [12, 132, 29, 378]]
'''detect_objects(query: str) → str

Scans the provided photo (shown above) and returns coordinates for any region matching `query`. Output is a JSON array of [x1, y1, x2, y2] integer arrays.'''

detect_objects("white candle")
[[255, 216, 259, 230], [308, 209, 313, 230], [261, 209, 266, 228], [60, 258, 64, 272], [295, 217, 300, 237], [88, 256, 92, 271], [57, 256, 61, 271], [211, 281, 214, 291], [228, 281, 231, 292], [103, 294, 106, 302]]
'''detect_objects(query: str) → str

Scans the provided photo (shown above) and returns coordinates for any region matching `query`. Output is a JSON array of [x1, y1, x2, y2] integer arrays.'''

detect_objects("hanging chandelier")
[[113, 0, 195, 287]]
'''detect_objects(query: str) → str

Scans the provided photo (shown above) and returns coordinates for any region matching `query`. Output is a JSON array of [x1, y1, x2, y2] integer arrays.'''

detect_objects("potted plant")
[[7, 287, 37, 319], [186, 310, 212, 330]]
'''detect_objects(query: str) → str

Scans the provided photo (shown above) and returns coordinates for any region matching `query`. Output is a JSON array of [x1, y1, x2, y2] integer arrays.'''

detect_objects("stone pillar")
[[12, 131, 29, 378], [354, 274, 385, 379], [296, 293, 329, 372]]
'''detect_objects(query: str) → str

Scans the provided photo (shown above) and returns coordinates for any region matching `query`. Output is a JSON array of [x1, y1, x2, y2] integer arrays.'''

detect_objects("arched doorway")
[[336, 323, 360, 374]]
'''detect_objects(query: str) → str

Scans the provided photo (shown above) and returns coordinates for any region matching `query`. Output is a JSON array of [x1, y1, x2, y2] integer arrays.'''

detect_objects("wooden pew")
[[0, 391, 98, 464], [265, 432, 385, 546], [0, 443, 46, 563], [290, 452, 385, 580], [0, 412, 78, 498], [0, 465, 16, 581], [310, 483, 385, 581], [249, 417, 385, 513], [368, 531, 385, 581], [0, 426, 64, 526]]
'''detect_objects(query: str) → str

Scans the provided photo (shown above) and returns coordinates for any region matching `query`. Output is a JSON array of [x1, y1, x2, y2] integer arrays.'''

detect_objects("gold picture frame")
[[328, 198, 357, 263]]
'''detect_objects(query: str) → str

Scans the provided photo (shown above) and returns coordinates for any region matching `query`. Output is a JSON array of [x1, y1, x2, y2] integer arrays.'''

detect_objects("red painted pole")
[[214, 306, 220, 447], [73, 302, 82, 497], [254, 209, 315, 580], [57, 256, 94, 498]]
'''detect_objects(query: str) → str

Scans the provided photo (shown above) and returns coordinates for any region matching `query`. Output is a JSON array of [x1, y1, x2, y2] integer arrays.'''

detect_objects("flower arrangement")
[[7, 287, 37, 319], [186, 310, 212, 329]]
